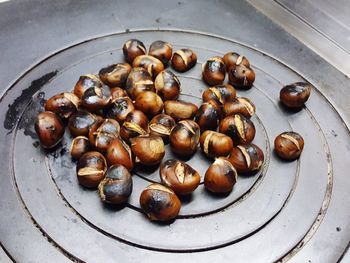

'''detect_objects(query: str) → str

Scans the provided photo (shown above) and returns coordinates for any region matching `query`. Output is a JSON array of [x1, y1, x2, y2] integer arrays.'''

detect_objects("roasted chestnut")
[[274, 131, 304, 160], [223, 52, 250, 71], [106, 96, 135, 123], [81, 85, 112, 112], [110, 87, 128, 100], [106, 138, 134, 170], [35, 111, 65, 149], [134, 91, 164, 118], [164, 100, 198, 121], [149, 114, 176, 141], [69, 136, 91, 159], [140, 183, 181, 221], [88, 119, 120, 152], [169, 120, 200, 157], [132, 55, 165, 78], [202, 56, 226, 86], [149, 40, 173, 64], [154, 70, 181, 101], [73, 74, 102, 99], [202, 84, 236, 106], [76, 151, 107, 188], [171, 49, 197, 72], [219, 114, 256, 145], [130, 135, 165, 166], [45, 92, 80, 119], [204, 157, 238, 193], [199, 131, 233, 159], [194, 100, 221, 132], [228, 64, 255, 89], [160, 159, 200, 195], [98, 63, 132, 88], [122, 39, 146, 64], [68, 111, 101, 137], [120, 110, 149, 142], [280, 82, 312, 109], [223, 97, 256, 118], [98, 165, 133, 204], [125, 67, 155, 99], [228, 144, 264, 174]]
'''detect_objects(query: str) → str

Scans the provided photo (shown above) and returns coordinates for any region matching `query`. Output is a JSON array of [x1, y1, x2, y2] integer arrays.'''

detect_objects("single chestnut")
[[68, 111, 101, 137], [154, 70, 181, 101], [88, 119, 120, 152], [228, 144, 264, 174], [169, 120, 200, 157], [76, 151, 107, 188], [149, 114, 176, 141], [125, 67, 155, 99], [106, 96, 135, 123], [164, 100, 198, 121], [199, 131, 233, 159], [98, 63, 132, 88], [45, 92, 80, 119], [274, 131, 304, 160], [73, 74, 102, 99], [35, 111, 65, 149], [219, 114, 256, 145], [223, 52, 250, 71], [81, 85, 112, 112], [171, 49, 197, 72], [106, 138, 134, 170], [194, 100, 221, 132], [202, 84, 236, 106], [160, 159, 200, 195], [122, 39, 146, 64], [223, 97, 256, 118], [140, 183, 181, 221], [120, 110, 149, 142], [98, 165, 133, 204], [228, 64, 255, 89], [69, 136, 91, 159], [110, 87, 128, 100], [204, 157, 238, 193], [130, 135, 165, 166], [132, 55, 165, 78], [202, 56, 226, 86], [134, 91, 164, 118], [149, 40, 173, 64], [280, 82, 312, 109]]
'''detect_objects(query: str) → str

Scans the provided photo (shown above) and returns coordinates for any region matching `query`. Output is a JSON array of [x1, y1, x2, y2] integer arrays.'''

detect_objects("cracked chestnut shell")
[[76, 151, 107, 188], [125, 67, 155, 99], [274, 131, 304, 160], [98, 165, 133, 204], [45, 92, 80, 119], [228, 64, 255, 89], [223, 97, 256, 118], [169, 120, 200, 157], [134, 91, 164, 118], [81, 85, 112, 112], [106, 138, 134, 170], [228, 144, 264, 174], [223, 52, 250, 71], [149, 40, 173, 64], [35, 111, 65, 149], [149, 114, 176, 141], [140, 183, 181, 221], [202, 56, 226, 86], [122, 39, 146, 64], [120, 110, 149, 142], [130, 135, 165, 166], [202, 84, 236, 106], [68, 111, 101, 137], [98, 63, 132, 88], [194, 100, 221, 132], [204, 157, 238, 193], [219, 114, 256, 145], [73, 74, 102, 99], [171, 49, 197, 72], [106, 96, 135, 123], [154, 70, 181, 101], [88, 119, 120, 152], [69, 136, 91, 159], [280, 82, 312, 109], [160, 159, 200, 195], [132, 55, 165, 79], [110, 87, 128, 100], [199, 131, 233, 159], [164, 100, 198, 121]]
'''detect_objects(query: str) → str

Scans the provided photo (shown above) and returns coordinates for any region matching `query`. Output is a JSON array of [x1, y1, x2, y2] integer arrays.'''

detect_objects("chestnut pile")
[[35, 38, 310, 223]]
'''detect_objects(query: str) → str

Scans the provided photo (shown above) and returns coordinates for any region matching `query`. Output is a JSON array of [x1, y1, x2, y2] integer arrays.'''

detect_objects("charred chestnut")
[[81, 85, 112, 112], [134, 91, 163, 118], [154, 70, 181, 101], [106, 96, 135, 123], [98, 165, 133, 204], [76, 151, 107, 188], [280, 82, 312, 109], [106, 138, 134, 170], [69, 136, 91, 159], [164, 100, 198, 121], [169, 120, 200, 157], [110, 87, 128, 100], [130, 135, 165, 166], [223, 97, 256, 118], [35, 111, 65, 149], [228, 144, 264, 174], [194, 100, 221, 132], [202, 84, 236, 106], [98, 63, 132, 88], [149, 40, 173, 64], [68, 111, 101, 137], [88, 119, 120, 152], [219, 114, 256, 145], [199, 131, 233, 159], [160, 159, 200, 195], [228, 64, 255, 89], [149, 114, 176, 141], [140, 183, 181, 221], [125, 67, 155, 99], [122, 39, 146, 64], [73, 74, 102, 99], [274, 131, 304, 160], [223, 52, 250, 71], [45, 92, 80, 119], [202, 56, 226, 86], [132, 55, 165, 78], [120, 110, 149, 142], [204, 157, 238, 193], [171, 49, 197, 72]]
